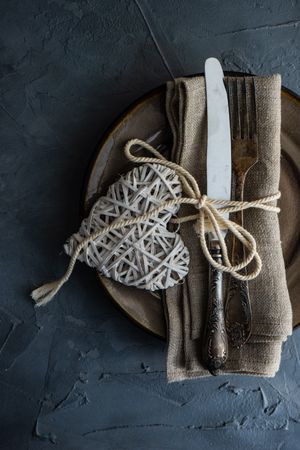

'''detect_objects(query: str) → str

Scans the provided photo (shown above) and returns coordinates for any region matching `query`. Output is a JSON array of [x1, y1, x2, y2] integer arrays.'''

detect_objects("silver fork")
[[224, 77, 258, 349]]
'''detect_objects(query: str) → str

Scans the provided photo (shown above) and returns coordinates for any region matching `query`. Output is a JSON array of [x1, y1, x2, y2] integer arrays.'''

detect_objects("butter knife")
[[203, 58, 232, 375]]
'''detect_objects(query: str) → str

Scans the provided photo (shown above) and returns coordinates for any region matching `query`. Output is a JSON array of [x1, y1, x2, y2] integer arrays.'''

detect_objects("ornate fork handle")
[[203, 240, 228, 375]]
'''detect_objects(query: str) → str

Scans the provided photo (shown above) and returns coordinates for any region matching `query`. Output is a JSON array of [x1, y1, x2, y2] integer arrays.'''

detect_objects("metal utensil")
[[202, 58, 232, 375], [225, 77, 258, 348]]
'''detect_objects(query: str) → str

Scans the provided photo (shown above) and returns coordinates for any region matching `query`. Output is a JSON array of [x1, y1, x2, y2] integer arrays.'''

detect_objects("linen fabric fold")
[[164, 75, 293, 381]]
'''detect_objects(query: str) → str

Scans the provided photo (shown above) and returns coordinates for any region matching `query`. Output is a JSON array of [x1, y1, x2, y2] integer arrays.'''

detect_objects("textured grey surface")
[[0, 1, 300, 449]]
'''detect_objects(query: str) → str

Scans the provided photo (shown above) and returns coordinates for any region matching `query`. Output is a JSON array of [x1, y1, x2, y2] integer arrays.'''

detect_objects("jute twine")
[[31, 138, 280, 306]]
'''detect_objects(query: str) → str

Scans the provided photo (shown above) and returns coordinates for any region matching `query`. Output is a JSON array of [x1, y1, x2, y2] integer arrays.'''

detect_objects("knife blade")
[[203, 57, 232, 375]]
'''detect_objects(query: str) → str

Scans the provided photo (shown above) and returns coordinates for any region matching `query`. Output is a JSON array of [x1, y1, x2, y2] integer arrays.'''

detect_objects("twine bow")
[[31, 138, 280, 306]]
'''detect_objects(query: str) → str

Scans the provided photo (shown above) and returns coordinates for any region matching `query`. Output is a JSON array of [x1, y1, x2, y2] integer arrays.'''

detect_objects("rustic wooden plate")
[[83, 80, 300, 338]]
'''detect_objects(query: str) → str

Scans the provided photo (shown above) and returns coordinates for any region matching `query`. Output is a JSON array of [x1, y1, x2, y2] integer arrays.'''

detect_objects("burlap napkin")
[[164, 75, 293, 381]]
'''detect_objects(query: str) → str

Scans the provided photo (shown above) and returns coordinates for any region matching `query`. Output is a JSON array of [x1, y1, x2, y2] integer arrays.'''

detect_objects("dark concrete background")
[[1, 1, 300, 449]]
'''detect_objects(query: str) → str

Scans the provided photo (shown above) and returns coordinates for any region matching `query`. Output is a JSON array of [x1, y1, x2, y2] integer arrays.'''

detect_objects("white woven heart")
[[64, 163, 190, 291]]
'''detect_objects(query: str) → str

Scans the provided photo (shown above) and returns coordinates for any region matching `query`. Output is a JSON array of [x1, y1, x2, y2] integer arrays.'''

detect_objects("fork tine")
[[245, 78, 250, 138], [225, 78, 235, 139], [227, 78, 240, 139], [251, 77, 258, 138], [241, 78, 250, 139], [237, 78, 247, 139], [244, 77, 257, 139], [233, 78, 242, 139]]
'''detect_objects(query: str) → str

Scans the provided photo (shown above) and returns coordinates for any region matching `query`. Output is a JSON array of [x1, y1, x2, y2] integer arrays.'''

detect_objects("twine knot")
[[197, 194, 207, 209], [31, 138, 281, 306]]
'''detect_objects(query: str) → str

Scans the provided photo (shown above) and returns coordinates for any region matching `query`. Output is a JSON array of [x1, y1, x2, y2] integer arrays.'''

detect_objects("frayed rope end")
[[31, 279, 64, 307], [31, 243, 81, 306]]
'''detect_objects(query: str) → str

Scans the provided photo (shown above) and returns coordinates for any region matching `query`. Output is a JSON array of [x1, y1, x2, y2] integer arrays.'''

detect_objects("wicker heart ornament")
[[64, 163, 190, 291]]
